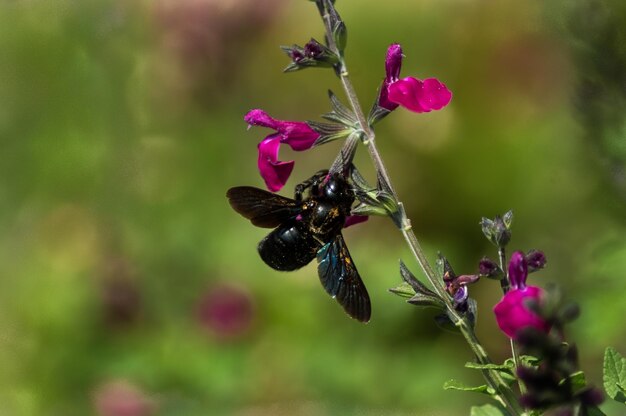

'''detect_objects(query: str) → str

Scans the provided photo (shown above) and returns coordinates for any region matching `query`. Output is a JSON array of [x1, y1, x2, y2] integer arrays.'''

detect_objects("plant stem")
[[317, 2, 522, 413], [498, 247, 527, 396]]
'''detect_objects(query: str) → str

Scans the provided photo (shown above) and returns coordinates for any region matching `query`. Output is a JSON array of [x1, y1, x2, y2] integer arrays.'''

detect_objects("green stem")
[[316, 2, 522, 413]]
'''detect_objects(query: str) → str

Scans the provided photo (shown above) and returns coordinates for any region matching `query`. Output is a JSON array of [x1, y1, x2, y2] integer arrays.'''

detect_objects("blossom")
[[494, 251, 550, 339], [444, 272, 479, 311], [439, 254, 479, 312], [378, 43, 452, 113], [245, 109, 319, 191], [196, 283, 254, 340], [93, 379, 155, 416]]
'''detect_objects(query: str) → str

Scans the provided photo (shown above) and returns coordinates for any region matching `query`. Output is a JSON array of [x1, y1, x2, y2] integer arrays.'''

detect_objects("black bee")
[[226, 170, 371, 322]]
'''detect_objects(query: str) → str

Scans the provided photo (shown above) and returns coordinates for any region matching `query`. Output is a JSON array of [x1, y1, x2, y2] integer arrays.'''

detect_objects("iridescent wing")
[[316, 234, 371, 322], [226, 186, 300, 228]]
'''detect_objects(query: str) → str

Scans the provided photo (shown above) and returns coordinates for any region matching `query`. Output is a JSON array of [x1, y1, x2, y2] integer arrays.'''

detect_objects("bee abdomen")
[[258, 223, 320, 271]]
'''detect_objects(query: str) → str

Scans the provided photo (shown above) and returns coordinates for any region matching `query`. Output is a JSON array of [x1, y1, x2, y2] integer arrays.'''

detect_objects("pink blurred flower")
[[379, 43, 452, 113], [94, 380, 155, 416], [197, 283, 254, 340], [245, 109, 319, 192], [494, 251, 550, 340]]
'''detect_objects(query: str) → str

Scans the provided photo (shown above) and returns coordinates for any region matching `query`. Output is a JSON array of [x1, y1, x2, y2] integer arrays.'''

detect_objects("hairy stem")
[[317, 2, 522, 413]]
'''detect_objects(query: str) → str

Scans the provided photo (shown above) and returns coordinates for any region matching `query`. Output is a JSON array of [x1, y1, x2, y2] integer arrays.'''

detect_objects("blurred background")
[[0, 0, 625, 415]]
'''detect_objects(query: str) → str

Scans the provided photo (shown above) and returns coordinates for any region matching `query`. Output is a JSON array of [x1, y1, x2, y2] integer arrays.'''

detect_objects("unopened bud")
[[526, 250, 547, 272]]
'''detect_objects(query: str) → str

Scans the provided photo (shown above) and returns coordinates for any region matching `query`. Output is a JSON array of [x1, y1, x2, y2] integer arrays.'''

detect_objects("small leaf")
[[466, 297, 478, 328], [324, 90, 357, 126], [349, 165, 371, 190], [586, 405, 608, 416], [503, 210, 514, 228], [333, 21, 347, 53], [368, 104, 391, 126], [603, 346, 626, 404], [470, 404, 507, 416], [307, 120, 352, 146], [283, 62, 302, 73], [388, 282, 415, 298], [407, 293, 445, 309], [560, 370, 586, 391], [350, 202, 388, 217], [443, 379, 495, 396], [519, 355, 541, 367], [434, 313, 457, 332], [399, 261, 438, 297], [436, 253, 457, 280], [465, 362, 512, 373]]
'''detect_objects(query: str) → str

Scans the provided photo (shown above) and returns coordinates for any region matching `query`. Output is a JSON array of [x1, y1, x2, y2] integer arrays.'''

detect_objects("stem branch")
[[317, 2, 522, 413]]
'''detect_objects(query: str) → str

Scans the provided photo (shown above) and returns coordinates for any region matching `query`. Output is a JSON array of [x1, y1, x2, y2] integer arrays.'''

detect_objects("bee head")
[[316, 173, 353, 203]]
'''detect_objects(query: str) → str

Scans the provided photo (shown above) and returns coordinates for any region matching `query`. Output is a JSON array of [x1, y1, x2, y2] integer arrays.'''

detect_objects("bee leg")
[[294, 169, 329, 201]]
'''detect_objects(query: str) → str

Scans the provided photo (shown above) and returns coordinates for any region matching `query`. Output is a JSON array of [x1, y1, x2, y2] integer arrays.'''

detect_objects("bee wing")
[[316, 234, 371, 323], [226, 186, 300, 228]]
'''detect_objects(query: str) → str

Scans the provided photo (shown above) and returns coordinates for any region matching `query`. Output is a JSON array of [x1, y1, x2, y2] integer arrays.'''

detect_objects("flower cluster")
[[245, 43, 452, 192], [493, 251, 550, 340]]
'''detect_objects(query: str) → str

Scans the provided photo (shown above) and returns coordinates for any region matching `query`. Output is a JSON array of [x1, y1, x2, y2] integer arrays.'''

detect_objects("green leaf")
[[350, 202, 388, 217], [586, 405, 608, 416], [465, 362, 512, 373], [560, 370, 586, 391], [367, 104, 391, 126], [399, 260, 438, 297], [470, 404, 507, 416], [307, 120, 352, 146], [443, 379, 495, 396], [407, 293, 445, 309], [603, 346, 626, 404], [388, 282, 415, 298], [509, 355, 540, 368], [323, 90, 357, 126], [376, 191, 399, 215]]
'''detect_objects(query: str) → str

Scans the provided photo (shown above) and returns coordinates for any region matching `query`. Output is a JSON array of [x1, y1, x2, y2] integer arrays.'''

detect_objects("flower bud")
[[480, 211, 513, 248], [478, 257, 503, 279], [526, 249, 547, 272]]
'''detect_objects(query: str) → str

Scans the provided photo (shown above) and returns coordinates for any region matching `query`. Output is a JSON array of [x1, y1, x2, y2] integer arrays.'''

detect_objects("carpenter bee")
[[226, 170, 371, 322]]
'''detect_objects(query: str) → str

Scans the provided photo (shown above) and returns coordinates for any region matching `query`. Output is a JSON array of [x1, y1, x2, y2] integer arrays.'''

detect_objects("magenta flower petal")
[[244, 109, 278, 129], [387, 76, 452, 113], [257, 137, 294, 192], [421, 78, 453, 110], [494, 286, 550, 340], [244, 109, 318, 151], [378, 79, 400, 111], [385, 43, 403, 81], [277, 121, 319, 151], [508, 251, 528, 289], [343, 215, 369, 228]]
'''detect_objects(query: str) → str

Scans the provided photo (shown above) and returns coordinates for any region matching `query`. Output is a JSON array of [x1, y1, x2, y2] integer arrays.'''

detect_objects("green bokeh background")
[[0, 0, 624, 415]]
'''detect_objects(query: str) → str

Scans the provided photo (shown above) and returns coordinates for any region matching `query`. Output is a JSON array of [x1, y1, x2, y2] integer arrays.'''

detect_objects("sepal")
[[324, 0, 347, 54], [323, 90, 358, 127], [307, 120, 353, 146], [480, 210, 513, 248], [350, 167, 401, 225]]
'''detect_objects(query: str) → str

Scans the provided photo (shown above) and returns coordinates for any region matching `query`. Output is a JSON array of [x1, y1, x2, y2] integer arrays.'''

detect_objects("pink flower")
[[245, 109, 319, 191], [196, 283, 254, 340], [93, 380, 155, 416], [379, 43, 452, 113], [494, 251, 550, 340]]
